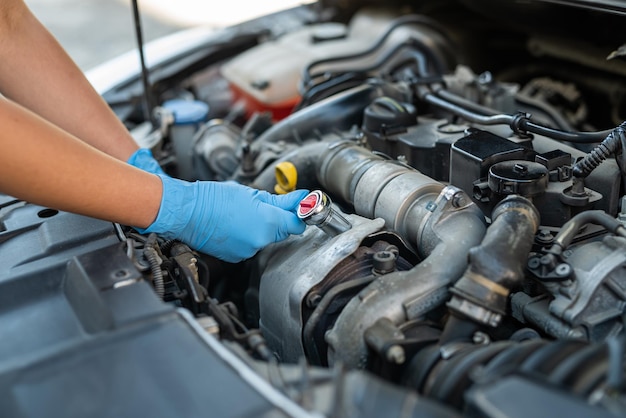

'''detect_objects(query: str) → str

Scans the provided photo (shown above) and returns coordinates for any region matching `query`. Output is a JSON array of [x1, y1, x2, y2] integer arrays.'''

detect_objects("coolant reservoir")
[[220, 12, 400, 120]]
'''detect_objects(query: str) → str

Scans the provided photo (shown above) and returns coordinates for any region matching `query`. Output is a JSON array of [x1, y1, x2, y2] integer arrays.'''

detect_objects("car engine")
[[1, 1, 626, 416]]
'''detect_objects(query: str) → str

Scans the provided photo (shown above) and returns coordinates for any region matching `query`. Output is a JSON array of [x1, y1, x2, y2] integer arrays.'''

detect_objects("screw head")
[[452, 192, 468, 208]]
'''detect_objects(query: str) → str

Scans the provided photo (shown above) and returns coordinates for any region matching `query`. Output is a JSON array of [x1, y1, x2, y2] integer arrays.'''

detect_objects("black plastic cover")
[[449, 128, 536, 198]]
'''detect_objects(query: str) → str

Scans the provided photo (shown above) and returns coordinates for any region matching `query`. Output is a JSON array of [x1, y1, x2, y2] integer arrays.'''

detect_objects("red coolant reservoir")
[[221, 12, 401, 120]]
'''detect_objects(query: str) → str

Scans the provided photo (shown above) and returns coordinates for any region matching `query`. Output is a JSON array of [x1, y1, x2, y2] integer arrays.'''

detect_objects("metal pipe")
[[552, 209, 626, 249], [315, 141, 486, 368], [325, 201, 486, 368], [252, 142, 328, 192]]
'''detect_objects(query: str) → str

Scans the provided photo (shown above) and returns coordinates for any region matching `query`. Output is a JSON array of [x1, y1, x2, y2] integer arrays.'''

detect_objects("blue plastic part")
[[162, 99, 209, 125]]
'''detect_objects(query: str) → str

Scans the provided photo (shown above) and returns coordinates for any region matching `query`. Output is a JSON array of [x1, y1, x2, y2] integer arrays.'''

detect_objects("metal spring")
[[144, 246, 164, 299]]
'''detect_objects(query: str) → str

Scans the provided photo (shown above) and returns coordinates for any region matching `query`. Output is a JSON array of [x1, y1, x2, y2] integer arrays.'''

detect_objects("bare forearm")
[[0, 0, 138, 161], [0, 99, 160, 228]]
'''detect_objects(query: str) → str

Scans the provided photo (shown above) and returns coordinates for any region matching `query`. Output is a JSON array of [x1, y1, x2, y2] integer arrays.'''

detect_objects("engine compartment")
[[1, 1, 626, 416]]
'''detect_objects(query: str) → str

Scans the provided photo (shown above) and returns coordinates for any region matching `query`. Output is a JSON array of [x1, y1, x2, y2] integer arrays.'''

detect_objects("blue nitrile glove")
[[127, 148, 166, 176], [137, 175, 308, 262]]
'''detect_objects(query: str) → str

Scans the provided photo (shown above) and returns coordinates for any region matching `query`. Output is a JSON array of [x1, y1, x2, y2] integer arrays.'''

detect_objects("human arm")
[[0, 0, 139, 161], [0, 98, 161, 227], [0, 1, 306, 260], [0, 97, 306, 261]]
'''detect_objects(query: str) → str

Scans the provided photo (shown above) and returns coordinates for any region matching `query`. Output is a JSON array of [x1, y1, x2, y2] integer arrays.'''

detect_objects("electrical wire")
[[421, 88, 613, 143]]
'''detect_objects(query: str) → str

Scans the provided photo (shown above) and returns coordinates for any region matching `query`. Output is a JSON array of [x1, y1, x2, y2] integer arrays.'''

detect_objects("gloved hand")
[[127, 148, 166, 176], [137, 175, 308, 262]]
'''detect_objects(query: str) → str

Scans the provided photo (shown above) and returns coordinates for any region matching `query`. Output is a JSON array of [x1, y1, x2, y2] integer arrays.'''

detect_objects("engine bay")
[[1, 1, 626, 416]]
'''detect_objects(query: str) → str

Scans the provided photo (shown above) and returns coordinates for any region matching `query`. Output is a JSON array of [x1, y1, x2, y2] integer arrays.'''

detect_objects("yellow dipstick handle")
[[274, 161, 298, 194]]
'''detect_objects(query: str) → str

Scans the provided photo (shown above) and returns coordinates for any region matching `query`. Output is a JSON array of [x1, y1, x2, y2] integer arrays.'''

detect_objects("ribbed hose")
[[573, 121, 626, 178], [144, 246, 164, 299], [445, 196, 539, 334], [403, 338, 622, 410]]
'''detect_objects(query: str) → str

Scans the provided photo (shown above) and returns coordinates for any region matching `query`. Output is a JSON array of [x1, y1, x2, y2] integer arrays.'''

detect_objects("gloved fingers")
[[256, 189, 309, 211], [139, 179, 308, 263], [282, 212, 306, 236], [127, 148, 167, 176], [259, 204, 306, 241]]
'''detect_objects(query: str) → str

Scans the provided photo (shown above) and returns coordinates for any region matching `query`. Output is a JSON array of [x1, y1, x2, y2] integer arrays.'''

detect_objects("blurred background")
[[25, 0, 305, 71]]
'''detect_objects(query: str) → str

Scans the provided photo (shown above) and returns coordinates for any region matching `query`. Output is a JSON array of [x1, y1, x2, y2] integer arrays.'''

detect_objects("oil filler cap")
[[297, 190, 352, 236], [298, 193, 319, 217]]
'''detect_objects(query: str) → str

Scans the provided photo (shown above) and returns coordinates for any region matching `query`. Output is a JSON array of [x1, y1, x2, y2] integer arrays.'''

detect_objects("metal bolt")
[[527, 257, 540, 269], [535, 229, 554, 245], [473, 182, 490, 201], [555, 263, 572, 277], [540, 254, 557, 269], [373, 250, 397, 275], [452, 192, 468, 208]]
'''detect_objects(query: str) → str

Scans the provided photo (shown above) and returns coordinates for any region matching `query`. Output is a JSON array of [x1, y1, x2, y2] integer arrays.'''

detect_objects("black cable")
[[297, 40, 433, 109], [422, 92, 513, 125], [520, 119, 613, 143], [421, 89, 613, 143]]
